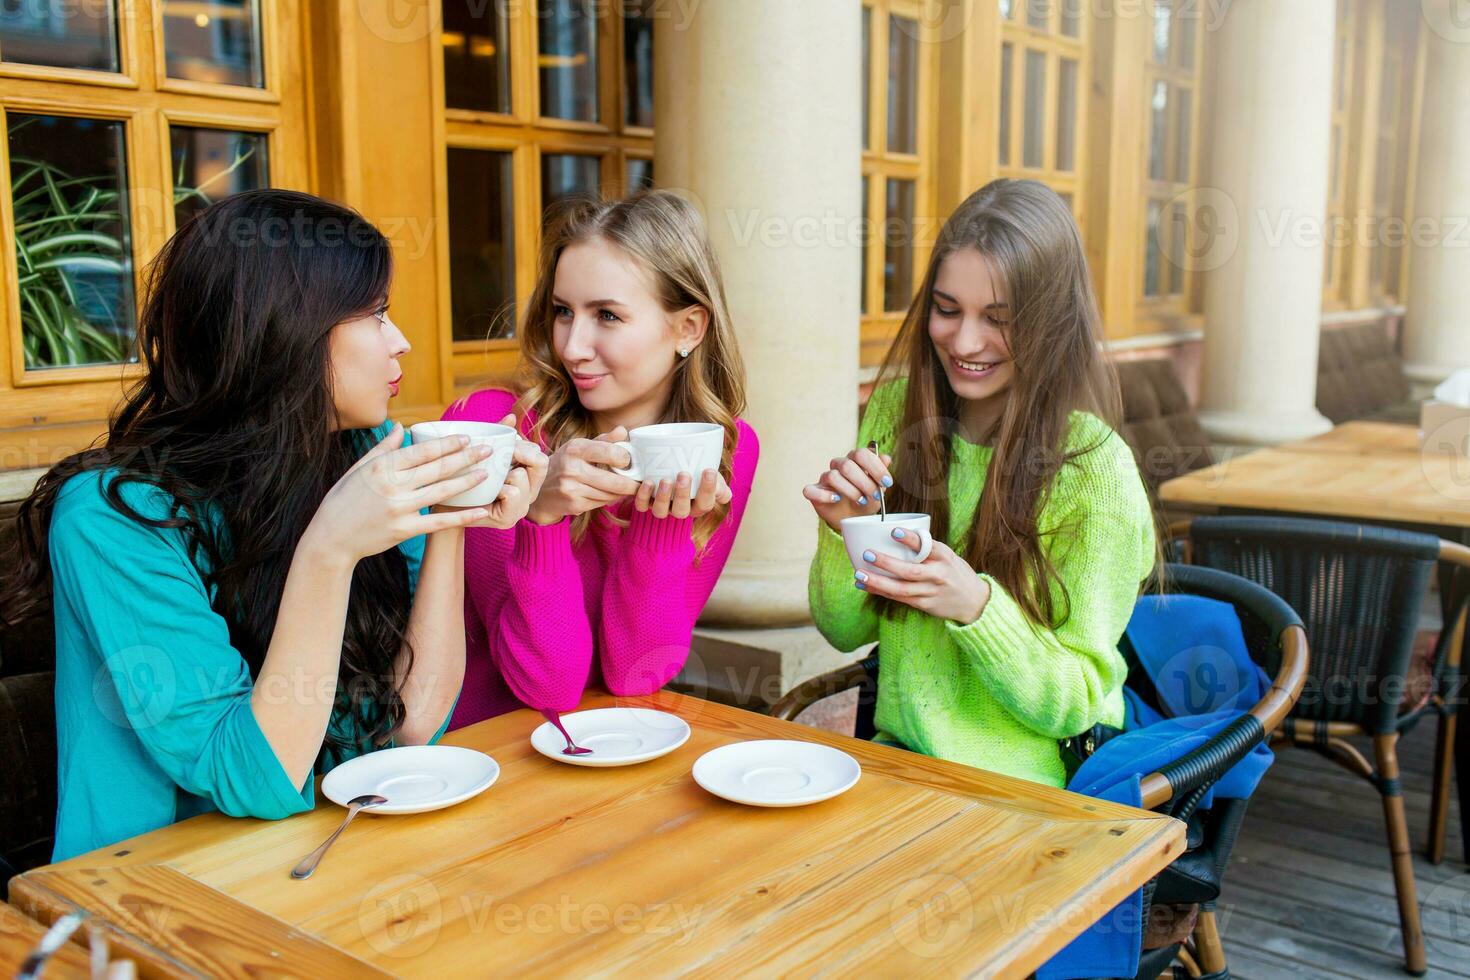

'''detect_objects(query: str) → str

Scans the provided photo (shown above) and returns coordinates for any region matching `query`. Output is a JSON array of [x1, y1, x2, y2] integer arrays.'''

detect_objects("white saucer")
[[692, 740, 862, 807], [530, 708, 691, 767], [321, 745, 499, 814]]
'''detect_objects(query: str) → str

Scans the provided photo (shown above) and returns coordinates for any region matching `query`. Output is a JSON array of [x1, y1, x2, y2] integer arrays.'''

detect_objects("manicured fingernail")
[[854, 578, 866, 591], [881, 476, 894, 488], [858, 496, 868, 506], [892, 528, 905, 539], [862, 550, 877, 563], [855, 570, 869, 583], [831, 494, 841, 503]]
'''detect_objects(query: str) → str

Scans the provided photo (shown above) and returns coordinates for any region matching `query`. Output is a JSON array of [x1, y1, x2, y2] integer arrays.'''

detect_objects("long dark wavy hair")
[[875, 178, 1133, 629], [2, 189, 413, 763]]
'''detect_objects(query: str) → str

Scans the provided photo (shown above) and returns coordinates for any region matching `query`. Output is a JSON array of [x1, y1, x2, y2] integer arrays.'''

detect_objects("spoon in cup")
[[868, 440, 887, 522]]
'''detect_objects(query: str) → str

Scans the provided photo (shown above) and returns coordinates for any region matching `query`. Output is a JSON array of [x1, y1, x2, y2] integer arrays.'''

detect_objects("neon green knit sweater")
[[808, 379, 1156, 787]]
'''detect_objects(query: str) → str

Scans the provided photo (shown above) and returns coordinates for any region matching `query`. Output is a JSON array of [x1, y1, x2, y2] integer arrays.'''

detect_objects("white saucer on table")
[[692, 740, 862, 807], [321, 745, 500, 814], [530, 707, 691, 767]]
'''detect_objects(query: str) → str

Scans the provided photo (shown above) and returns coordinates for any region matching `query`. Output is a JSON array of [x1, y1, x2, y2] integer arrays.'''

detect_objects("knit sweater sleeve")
[[445, 389, 595, 713], [808, 379, 907, 653], [597, 421, 760, 694], [944, 419, 1156, 739]]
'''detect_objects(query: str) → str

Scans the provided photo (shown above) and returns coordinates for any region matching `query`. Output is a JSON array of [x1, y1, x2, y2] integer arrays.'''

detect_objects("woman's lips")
[[950, 355, 1000, 380], [570, 371, 606, 391], [388, 374, 402, 397]]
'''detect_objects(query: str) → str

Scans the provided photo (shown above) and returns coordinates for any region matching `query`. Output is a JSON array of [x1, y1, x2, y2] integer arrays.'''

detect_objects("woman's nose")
[[561, 318, 594, 361], [384, 315, 411, 356]]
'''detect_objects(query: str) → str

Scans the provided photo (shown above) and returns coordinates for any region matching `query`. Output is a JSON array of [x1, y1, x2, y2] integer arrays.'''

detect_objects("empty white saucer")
[[530, 708, 691, 767], [321, 745, 499, 814], [692, 740, 862, 807]]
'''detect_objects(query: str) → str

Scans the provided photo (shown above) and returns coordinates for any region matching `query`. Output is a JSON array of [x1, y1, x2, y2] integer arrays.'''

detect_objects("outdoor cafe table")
[[1158, 419, 1469, 863], [9, 690, 1183, 978]]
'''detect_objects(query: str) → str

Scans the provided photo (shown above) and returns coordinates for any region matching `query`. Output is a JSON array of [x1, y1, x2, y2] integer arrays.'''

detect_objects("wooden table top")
[[0, 902, 98, 977], [1160, 421, 1470, 528], [12, 690, 1183, 979]]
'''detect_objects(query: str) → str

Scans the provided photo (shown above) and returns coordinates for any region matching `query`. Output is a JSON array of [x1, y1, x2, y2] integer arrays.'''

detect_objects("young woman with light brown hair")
[[443, 190, 758, 726], [806, 178, 1156, 786]]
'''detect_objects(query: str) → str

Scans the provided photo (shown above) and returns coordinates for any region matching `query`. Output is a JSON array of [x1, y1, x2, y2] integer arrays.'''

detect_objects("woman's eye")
[[553, 305, 573, 319], [935, 306, 960, 318], [598, 309, 621, 323]]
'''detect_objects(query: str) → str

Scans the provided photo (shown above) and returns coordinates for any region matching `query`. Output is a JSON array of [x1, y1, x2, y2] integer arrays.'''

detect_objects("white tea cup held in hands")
[[611, 422, 724, 483], [409, 421, 519, 507], [840, 513, 933, 577]]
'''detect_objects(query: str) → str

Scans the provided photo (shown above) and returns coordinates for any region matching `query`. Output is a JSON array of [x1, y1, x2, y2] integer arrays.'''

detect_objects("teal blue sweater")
[[49, 423, 435, 861]]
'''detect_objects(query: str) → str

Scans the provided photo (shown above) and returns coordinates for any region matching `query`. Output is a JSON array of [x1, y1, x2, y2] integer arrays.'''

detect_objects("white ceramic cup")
[[840, 513, 934, 577], [612, 422, 724, 483], [408, 421, 519, 507]]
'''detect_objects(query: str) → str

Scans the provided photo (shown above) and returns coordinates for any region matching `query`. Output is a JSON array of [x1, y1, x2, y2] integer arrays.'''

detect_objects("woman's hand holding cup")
[[803, 445, 893, 532], [634, 467, 732, 520], [460, 415, 548, 529], [305, 424, 512, 563], [526, 425, 643, 526]]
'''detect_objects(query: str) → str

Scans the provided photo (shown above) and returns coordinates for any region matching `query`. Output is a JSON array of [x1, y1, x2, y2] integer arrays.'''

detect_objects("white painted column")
[[1402, 2, 1470, 383], [656, 1, 863, 626], [1198, 0, 1335, 445]]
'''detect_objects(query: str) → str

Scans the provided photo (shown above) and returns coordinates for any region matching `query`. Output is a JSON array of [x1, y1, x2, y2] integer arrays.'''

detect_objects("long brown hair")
[[875, 178, 1126, 629], [512, 190, 746, 550]]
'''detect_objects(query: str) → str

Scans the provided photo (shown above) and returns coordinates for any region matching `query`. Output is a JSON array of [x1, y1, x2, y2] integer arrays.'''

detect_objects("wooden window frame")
[[1137, 0, 1205, 326], [0, 0, 309, 469], [860, 0, 939, 369], [438, 0, 653, 394], [997, 0, 1089, 235]]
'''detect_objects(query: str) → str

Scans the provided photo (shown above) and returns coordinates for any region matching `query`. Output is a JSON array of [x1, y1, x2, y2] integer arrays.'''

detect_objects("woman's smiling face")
[[927, 247, 1015, 418]]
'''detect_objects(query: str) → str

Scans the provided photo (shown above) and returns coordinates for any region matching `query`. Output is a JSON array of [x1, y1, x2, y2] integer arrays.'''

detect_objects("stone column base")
[[670, 625, 865, 711]]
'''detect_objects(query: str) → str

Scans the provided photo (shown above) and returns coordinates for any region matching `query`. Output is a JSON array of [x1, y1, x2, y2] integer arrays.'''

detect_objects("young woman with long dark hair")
[[4, 189, 546, 859], [805, 179, 1156, 786]]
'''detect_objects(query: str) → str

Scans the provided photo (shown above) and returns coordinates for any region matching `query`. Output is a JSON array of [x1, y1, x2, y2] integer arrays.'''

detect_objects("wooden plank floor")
[[789, 688, 1470, 978]]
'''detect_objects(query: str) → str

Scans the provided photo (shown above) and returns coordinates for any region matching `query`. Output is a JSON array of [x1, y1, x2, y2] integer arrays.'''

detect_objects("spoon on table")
[[541, 708, 593, 756], [290, 794, 387, 880]]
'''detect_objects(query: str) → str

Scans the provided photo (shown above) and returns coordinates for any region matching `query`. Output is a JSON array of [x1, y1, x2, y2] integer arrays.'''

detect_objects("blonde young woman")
[[805, 179, 1156, 786], [444, 190, 758, 726]]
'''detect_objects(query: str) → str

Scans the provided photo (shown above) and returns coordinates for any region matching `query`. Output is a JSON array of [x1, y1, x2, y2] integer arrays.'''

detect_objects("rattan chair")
[[771, 563, 1308, 980], [1172, 515, 1470, 977]]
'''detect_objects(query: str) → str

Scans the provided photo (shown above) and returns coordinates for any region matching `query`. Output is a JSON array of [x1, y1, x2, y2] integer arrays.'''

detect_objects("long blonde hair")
[[516, 190, 747, 551]]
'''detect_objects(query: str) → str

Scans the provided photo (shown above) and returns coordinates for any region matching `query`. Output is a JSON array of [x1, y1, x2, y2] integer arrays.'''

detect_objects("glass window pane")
[[169, 127, 268, 229], [1148, 80, 1168, 182], [1058, 192, 1075, 215], [1173, 87, 1192, 183], [998, 42, 1013, 167], [999, 0, 1014, 18], [861, 175, 870, 317], [539, 0, 600, 123], [883, 178, 916, 313], [861, 7, 871, 151], [1374, 134, 1394, 212], [627, 157, 653, 192], [1023, 49, 1046, 168], [162, 0, 264, 88], [447, 148, 516, 342], [0, 1, 117, 71], [1152, 0, 1172, 64], [8, 113, 136, 370], [1165, 200, 1188, 295], [623, 0, 654, 128], [1056, 57, 1077, 172], [1178, 12, 1196, 69], [887, 15, 919, 154], [444, 0, 512, 114], [1026, 0, 1049, 31], [1143, 199, 1162, 297], [542, 153, 601, 212], [1370, 223, 1386, 290], [1061, 0, 1082, 38]]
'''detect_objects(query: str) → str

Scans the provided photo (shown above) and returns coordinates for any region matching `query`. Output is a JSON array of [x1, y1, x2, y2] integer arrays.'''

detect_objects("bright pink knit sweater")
[[443, 388, 760, 728]]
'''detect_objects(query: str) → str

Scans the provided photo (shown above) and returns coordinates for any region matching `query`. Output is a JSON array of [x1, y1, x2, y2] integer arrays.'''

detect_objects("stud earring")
[[678, 348, 690, 358]]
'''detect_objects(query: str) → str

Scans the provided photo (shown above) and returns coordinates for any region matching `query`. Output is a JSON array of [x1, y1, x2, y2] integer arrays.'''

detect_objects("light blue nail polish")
[[854, 579, 866, 591], [856, 571, 869, 582], [858, 496, 868, 506], [881, 476, 894, 488], [831, 493, 842, 503], [862, 550, 877, 563], [892, 528, 906, 539]]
